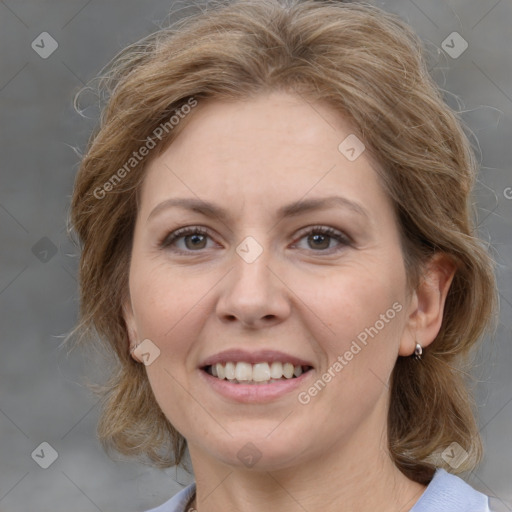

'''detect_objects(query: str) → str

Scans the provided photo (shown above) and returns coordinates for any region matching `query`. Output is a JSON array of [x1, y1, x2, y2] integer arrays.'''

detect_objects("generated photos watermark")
[[93, 97, 198, 199], [298, 301, 403, 404]]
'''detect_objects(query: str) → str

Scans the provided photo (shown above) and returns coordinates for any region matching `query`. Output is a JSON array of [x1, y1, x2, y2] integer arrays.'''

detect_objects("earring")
[[413, 342, 423, 360]]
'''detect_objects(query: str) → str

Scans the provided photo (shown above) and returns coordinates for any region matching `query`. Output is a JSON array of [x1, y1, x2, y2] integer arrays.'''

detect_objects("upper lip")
[[199, 349, 314, 368]]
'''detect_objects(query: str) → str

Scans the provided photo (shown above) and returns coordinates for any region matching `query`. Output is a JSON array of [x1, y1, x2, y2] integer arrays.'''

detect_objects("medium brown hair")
[[68, 0, 498, 484]]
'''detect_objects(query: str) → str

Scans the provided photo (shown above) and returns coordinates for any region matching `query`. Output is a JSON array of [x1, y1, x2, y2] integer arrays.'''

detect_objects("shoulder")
[[411, 468, 491, 512], [144, 483, 196, 512], [145, 472, 492, 512]]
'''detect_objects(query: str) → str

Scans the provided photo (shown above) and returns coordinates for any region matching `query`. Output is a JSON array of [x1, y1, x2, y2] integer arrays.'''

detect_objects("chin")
[[195, 431, 311, 471]]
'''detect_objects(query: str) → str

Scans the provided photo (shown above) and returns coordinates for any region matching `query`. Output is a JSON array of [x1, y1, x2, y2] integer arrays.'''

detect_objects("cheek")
[[129, 266, 214, 435], [129, 256, 203, 339], [301, 271, 404, 412], [295, 259, 404, 340], [294, 258, 406, 398], [127, 269, 208, 395]]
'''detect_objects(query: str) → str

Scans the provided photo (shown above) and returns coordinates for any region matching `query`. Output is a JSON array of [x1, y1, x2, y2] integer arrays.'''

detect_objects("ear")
[[399, 252, 457, 357], [123, 298, 142, 363]]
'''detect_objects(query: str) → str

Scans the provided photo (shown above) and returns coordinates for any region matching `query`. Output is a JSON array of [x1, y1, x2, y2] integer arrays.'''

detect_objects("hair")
[[68, 0, 498, 485]]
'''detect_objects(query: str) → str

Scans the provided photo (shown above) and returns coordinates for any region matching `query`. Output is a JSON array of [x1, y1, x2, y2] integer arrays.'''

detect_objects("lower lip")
[[199, 368, 313, 403]]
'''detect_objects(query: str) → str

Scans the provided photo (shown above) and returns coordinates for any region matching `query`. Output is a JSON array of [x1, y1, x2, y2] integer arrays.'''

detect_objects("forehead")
[[139, 91, 389, 220]]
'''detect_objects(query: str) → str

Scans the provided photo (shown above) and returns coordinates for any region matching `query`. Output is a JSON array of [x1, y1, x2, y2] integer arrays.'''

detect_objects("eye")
[[159, 225, 351, 255], [159, 226, 217, 252], [292, 225, 351, 252]]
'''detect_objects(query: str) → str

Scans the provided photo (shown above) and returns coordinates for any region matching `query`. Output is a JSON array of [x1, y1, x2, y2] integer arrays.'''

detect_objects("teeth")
[[207, 361, 310, 383], [235, 362, 252, 381], [224, 362, 236, 380], [215, 363, 225, 379], [270, 361, 283, 379], [252, 362, 271, 382], [283, 362, 294, 379]]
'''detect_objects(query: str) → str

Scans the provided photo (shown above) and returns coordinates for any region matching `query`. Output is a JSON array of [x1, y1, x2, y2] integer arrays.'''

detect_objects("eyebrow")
[[146, 195, 370, 224]]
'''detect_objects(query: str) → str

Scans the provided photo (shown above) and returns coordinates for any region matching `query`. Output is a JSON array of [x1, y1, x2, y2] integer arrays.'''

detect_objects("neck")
[[187, 428, 427, 512], [186, 384, 428, 512]]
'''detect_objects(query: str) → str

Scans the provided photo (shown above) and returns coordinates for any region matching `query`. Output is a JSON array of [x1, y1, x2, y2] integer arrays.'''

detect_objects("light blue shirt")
[[145, 468, 492, 511]]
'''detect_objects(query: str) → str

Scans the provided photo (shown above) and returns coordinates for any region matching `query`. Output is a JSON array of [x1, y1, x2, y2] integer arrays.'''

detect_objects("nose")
[[215, 244, 291, 329]]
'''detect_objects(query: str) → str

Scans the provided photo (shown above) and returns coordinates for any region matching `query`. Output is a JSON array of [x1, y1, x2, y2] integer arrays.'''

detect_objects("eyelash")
[[158, 225, 351, 255]]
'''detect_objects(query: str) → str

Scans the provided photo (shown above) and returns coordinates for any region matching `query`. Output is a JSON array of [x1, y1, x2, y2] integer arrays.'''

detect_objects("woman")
[[68, 1, 499, 510]]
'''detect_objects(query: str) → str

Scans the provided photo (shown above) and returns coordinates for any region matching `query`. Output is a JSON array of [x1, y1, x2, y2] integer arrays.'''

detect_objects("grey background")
[[0, 0, 511, 510]]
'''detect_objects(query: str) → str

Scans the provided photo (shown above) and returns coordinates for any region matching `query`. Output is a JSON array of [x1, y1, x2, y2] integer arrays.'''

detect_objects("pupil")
[[309, 233, 329, 249], [186, 234, 206, 249]]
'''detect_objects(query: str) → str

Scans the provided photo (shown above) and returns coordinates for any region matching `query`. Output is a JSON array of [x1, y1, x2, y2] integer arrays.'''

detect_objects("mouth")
[[201, 361, 314, 385]]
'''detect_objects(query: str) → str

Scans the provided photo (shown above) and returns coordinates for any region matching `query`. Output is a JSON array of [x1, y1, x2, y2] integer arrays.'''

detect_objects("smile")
[[203, 361, 313, 384]]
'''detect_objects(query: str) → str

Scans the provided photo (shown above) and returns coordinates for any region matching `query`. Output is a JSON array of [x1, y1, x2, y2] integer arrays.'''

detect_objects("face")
[[124, 90, 413, 472]]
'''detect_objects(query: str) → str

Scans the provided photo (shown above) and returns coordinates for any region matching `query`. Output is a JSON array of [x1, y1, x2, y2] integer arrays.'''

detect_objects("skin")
[[123, 90, 455, 512]]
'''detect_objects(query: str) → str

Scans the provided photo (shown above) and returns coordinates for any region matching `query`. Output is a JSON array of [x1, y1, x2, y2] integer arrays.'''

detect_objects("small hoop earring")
[[413, 342, 423, 360]]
